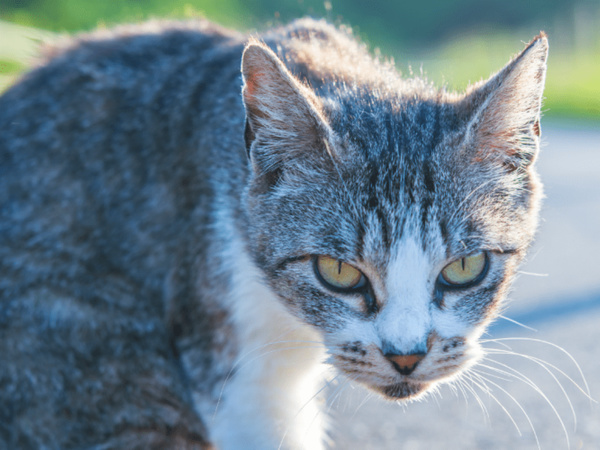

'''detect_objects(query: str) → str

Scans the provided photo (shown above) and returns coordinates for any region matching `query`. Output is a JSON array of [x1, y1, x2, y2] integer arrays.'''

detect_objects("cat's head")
[[240, 30, 548, 400]]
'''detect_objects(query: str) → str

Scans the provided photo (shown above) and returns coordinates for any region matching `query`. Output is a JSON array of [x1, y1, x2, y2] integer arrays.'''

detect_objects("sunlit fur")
[[0, 17, 547, 449], [243, 20, 548, 407]]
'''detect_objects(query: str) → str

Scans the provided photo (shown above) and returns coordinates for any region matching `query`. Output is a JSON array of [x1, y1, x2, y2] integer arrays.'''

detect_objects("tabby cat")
[[0, 18, 547, 449]]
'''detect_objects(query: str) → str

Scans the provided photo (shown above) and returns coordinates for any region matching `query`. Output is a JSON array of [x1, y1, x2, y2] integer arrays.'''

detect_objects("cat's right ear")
[[241, 40, 334, 184], [460, 33, 548, 171]]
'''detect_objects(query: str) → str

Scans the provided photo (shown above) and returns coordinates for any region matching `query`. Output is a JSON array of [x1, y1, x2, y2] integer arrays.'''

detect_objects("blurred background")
[[1, 0, 599, 119], [1, 1, 599, 449]]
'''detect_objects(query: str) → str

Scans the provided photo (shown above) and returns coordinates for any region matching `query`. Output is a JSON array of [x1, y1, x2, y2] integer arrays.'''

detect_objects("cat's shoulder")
[[38, 19, 243, 65], [1, 19, 244, 111]]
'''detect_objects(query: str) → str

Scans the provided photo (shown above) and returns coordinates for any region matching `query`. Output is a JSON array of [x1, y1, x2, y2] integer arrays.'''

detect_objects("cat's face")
[[241, 33, 547, 400], [243, 140, 538, 400]]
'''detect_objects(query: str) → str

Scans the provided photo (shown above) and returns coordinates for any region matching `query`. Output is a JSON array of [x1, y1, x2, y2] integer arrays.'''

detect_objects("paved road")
[[332, 122, 600, 450]]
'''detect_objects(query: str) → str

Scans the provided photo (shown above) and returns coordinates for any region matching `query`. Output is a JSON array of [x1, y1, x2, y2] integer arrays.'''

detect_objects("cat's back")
[[0, 19, 245, 152], [0, 20, 250, 287], [0, 22, 253, 448], [0, 19, 247, 193]]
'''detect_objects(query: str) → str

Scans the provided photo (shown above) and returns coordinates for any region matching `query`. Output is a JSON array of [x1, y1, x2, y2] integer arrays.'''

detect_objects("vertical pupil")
[[337, 260, 342, 275], [461, 258, 465, 271]]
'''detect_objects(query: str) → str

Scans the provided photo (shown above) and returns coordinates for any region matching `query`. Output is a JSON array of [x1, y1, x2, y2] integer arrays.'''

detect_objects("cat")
[[0, 17, 547, 450]]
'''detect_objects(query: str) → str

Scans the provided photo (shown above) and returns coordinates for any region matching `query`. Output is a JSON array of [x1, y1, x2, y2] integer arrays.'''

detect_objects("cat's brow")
[[273, 255, 311, 272]]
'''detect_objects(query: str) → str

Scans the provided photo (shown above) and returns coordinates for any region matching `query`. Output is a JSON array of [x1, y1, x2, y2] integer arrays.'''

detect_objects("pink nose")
[[385, 353, 426, 375]]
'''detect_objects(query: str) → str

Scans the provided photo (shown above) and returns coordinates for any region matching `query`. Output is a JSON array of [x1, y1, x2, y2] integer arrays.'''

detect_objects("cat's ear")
[[241, 40, 333, 182], [461, 33, 548, 170]]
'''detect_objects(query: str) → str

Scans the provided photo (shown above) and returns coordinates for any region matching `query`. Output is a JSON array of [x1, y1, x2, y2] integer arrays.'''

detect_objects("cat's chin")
[[372, 381, 432, 401]]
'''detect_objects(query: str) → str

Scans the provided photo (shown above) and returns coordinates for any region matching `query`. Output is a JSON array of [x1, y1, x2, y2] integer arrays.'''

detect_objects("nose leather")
[[386, 353, 426, 376]]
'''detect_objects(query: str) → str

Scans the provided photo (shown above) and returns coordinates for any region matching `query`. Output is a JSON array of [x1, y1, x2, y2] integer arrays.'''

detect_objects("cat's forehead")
[[317, 97, 494, 265], [264, 89, 534, 271], [325, 86, 463, 161]]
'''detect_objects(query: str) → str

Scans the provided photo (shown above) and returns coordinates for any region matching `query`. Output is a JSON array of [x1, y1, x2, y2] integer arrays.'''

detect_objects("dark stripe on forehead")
[[439, 219, 449, 252], [365, 165, 391, 251], [373, 206, 389, 250], [396, 214, 408, 242], [420, 197, 433, 240], [355, 220, 365, 260], [403, 169, 416, 205], [366, 166, 379, 210], [438, 215, 448, 238], [422, 161, 435, 195]]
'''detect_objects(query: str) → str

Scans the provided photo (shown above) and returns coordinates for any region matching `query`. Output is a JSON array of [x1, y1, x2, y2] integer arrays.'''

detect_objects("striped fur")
[[0, 18, 547, 449]]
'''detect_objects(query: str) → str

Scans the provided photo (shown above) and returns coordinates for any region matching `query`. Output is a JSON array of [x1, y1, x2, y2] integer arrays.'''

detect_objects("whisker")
[[472, 366, 514, 383], [453, 375, 472, 406], [297, 374, 356, 450], [469, 370, 541, 450], [327, 373, 360, 415], [516, 271, 549, 277], [483, 347, 597, 434], [478, 359, 570, 448], [485, 348, 594, 402], [279, 373, 342, 450], [496, 315, 538, 332], [459, 374, 491, 423], [482, 337, 594, 402], [351, 389, 373, 420]]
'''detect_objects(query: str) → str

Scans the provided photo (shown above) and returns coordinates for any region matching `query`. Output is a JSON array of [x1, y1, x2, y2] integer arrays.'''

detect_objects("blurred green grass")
[[0, 3, 598, 119], [407, 33, 600, 119]]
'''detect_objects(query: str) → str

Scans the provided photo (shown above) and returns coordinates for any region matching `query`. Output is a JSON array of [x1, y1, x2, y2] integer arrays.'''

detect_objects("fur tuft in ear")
[[462, 33, 548, 170], [241, 40, 333, 182]]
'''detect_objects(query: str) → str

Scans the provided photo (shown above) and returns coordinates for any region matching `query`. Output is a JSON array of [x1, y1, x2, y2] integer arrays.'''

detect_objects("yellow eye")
[[315, 256, 365, 290], [440, 252, 488, 286]]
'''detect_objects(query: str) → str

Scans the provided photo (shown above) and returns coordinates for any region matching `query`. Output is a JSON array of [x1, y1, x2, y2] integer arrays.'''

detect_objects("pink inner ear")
[[532, 120, 541, 137], [245, 71, 265, 97], [472, 129, 516, 163]]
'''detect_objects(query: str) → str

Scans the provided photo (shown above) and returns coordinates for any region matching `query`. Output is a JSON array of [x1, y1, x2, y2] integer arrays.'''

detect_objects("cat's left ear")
[[461, 33, 548, 170], [241, 40, 334, 182]]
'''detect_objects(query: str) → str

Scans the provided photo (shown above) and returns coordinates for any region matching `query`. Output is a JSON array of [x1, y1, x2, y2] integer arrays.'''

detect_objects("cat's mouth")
[[372, 381, 431, 400], [329, 334, 478, 401]]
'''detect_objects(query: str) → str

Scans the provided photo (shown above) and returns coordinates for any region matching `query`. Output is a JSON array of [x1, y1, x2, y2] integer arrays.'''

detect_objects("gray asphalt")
[[332, 122, 600, 450]]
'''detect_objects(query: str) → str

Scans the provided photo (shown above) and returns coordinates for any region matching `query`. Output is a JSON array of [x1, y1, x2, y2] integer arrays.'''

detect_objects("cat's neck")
[[204, 216, 330, 449]]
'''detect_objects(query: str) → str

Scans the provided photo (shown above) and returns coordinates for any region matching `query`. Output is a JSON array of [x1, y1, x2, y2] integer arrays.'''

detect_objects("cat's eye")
[[439, 252, 488, 288], [314, 256, 366, 291]]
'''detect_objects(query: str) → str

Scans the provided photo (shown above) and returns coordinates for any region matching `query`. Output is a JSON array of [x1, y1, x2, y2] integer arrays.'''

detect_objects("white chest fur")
[[208, 232, 329, 450]]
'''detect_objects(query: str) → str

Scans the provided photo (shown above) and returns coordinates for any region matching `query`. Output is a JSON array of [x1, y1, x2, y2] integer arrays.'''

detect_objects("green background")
[[1, 0, 599, 119]]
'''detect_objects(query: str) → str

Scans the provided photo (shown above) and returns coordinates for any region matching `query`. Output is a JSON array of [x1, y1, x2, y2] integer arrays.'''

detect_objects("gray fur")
[[0, 18, 547, 448]]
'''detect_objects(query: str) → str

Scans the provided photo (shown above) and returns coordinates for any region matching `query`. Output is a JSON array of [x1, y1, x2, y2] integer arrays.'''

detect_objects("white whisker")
[[517, 271, 548, 277], [482, 337, 593, 401], [478, 359, 569, 449], [468, 370, 541, 450], [496, 315, 538, 332], [279, 373, 342, 450], [326, 374, 354, 414], [453, 375, 472, 406], [460, 374, 491, 423], [351, 390, 374, 419]]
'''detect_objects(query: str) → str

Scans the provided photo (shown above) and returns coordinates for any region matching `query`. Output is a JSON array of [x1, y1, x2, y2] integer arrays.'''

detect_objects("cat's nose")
[[385, 352, 426, 375]]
